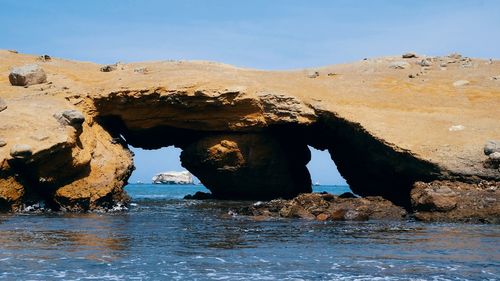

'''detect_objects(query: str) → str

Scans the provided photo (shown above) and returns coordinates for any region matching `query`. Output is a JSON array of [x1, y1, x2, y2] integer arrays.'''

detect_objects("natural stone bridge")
[[0, 50, 499, 220]]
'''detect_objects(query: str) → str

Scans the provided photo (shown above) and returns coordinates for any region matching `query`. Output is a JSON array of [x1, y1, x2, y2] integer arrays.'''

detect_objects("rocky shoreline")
[[0, 50, 499, 222], [183, 180, 499, 223]]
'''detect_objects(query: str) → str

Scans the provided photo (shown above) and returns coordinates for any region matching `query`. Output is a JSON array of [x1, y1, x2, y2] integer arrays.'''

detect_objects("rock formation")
[[152, 171, 194, 184], [0, 50, 499, 221], [233, 193, 407, 221]]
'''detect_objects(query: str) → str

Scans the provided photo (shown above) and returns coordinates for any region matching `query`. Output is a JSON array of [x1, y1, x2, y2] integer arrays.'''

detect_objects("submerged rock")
[[184, 191, 214, 200], [9, 64, 47, 86]]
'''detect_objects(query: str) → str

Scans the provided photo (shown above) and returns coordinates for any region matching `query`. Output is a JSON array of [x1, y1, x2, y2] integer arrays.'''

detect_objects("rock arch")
[[1, 52, 498, 213], [91, 88, 442, 207]]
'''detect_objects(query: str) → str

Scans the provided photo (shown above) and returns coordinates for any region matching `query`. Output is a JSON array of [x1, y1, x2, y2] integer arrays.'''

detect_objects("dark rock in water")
[[54, 110, 85, 128], [234, 193, 406, 221], [10, 144, 33, 159], [9, 64, 47, 86], [0, 97, 7, 112], [338, 192, 357, 198], [484, 140, 500, 156], [184, 191, 215, 200], [411, 181, 500, 223]]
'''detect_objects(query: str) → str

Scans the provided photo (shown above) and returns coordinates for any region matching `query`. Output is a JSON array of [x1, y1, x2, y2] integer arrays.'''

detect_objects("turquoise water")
[[0, 184, 498, 280]]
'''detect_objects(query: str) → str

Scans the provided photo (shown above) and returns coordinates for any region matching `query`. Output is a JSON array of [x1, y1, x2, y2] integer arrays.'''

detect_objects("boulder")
[[402, 53, 417, 59], [418, 58, 433, 67], [8, 64, 47, 86], [489, 152, 500, 162], [453, 80, 470, 87], [100, 64, 118, 72], [411, 181, 500, 222], [38, 55, 51, 62], [0, 139, 6, 147], [484, 140, 500, 155], [134, 67, 148, 74], [306, 70, 319, 78], [9, 144, 33, 159], [389, 61, 410, 69], [411, 183, 458, 211], [0, 97, 6, 112], [448, 53, 462, 59], [54, 110, 85, 128]]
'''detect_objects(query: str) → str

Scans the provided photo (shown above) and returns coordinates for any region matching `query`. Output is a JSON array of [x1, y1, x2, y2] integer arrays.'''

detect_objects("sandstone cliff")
[[0, 50, 498, 219]]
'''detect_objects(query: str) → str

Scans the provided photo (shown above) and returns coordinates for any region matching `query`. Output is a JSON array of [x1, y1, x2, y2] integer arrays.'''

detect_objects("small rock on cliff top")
[[484, 140, 500, 156], [0, 97, 6, 112], [8, 64, 47, 86], [9, 144, 33, 159]]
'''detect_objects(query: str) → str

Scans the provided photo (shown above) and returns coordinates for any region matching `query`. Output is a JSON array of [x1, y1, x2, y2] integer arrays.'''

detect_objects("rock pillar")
[[180, 133, 312, 200]]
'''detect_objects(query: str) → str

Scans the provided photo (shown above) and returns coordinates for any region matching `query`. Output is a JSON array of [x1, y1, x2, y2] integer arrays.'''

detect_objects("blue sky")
[[1, 0, 499, 184]]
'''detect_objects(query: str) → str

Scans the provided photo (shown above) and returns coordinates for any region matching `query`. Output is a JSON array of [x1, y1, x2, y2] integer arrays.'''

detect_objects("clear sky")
[[1, 0, 499, 184]]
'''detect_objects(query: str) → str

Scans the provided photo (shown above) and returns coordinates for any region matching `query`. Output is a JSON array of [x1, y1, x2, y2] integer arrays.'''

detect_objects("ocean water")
[[0, 184, 498, 281]]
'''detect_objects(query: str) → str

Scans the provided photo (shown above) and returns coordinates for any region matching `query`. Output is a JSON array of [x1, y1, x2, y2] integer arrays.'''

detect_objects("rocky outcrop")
[[0, 50, 499, 218], [152, 171, 194, 184], [411, 181, 500, 223], [233, 193, 407, 221], [180, 134, 311, 199]]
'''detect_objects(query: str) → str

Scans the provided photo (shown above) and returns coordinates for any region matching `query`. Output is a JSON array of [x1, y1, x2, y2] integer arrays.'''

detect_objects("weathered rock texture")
[[8, 64, 47, 86], [180, 134, 311, 199], [233, 193, 407, 221], [411, 181, 499, 223], [0, 50, 499, 218]]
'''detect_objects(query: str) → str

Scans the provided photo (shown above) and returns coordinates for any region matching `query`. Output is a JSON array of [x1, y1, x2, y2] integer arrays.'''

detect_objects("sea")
[[0, 184, 498, 281]]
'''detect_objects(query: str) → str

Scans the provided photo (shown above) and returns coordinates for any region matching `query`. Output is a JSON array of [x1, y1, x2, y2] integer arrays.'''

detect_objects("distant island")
[[152, 171, 194, 185]]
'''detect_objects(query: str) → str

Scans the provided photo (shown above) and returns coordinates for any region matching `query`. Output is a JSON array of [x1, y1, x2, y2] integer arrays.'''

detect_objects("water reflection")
[[0, 212, 131, 262]]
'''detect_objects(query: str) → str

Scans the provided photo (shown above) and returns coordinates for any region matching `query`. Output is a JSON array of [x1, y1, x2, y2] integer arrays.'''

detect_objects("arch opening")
[[125, 146, 209, 199]]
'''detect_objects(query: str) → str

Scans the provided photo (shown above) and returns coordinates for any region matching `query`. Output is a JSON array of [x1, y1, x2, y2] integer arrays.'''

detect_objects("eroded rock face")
[[180, 134, 312, 200], [411, 181, 500, 223], [0, 51, 499, 217]]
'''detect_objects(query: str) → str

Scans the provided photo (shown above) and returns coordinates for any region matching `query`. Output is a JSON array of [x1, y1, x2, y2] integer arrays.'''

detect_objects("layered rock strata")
[[0, 50, 499, 220]]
